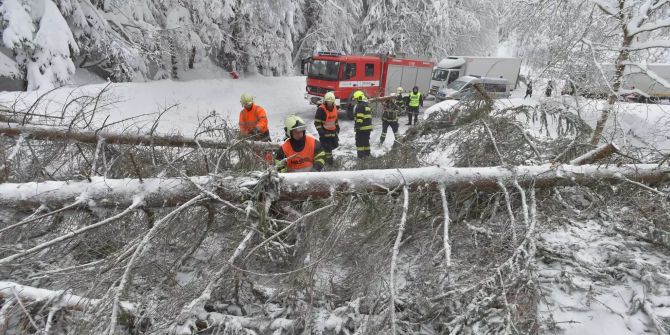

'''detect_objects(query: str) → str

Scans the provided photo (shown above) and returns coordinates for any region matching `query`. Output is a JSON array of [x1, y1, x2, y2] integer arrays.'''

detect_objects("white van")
[[435, 76, 511, 101]]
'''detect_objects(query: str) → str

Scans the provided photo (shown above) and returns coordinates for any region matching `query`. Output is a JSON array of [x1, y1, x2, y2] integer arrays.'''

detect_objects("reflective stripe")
[[340, 80, 380, 88], [356, 146, 371, 150], [358, 126, 373, 131]]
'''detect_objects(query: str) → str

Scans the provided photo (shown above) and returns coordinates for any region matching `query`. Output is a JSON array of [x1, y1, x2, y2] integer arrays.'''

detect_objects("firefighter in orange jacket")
[[239, 93, 271, 141], [275, 115, 326, 172], [314, 91, 339, 166]]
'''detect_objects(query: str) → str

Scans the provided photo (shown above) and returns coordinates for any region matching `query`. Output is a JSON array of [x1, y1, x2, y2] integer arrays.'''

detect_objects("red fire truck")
[[302, 52, 435, 119]]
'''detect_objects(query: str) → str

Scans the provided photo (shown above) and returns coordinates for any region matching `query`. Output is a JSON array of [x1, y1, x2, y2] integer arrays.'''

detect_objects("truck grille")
[[307, 86, 329, 95], [430, 85, 440, 94]]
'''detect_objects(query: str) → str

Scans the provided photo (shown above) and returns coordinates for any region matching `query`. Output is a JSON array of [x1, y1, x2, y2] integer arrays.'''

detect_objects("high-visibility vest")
[[319, 104, 338, 131], [239, 104, 268, 135], [408, 92, 421, 107], [281, 135, 316, 172]]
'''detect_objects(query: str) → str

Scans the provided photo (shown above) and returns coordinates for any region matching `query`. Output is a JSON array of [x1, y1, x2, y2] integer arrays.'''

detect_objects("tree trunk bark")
[[0, 164, 667, 211], [0, 281, 135, 313], [0, 124, 279, 151], [569, 143, 619, 165], [590, 1, 633, 144]]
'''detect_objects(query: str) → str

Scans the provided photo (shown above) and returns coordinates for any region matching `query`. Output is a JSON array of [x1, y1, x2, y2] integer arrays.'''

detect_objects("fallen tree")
[[0, 281, 135, 313], [0, 163, 667, 210], [0, 123, 279, 151]]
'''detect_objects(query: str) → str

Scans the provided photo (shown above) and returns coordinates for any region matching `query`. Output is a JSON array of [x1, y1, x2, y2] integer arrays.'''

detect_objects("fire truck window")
[[307, 60, 340, 81], [365, 64, 374, 77], [342, 63, 357, 80]]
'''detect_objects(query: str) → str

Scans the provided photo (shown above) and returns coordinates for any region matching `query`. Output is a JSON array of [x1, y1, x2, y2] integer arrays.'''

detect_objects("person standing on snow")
[[352, 90, 372, 159], [275, 115, 326, 172], [380, 87, 403, 145], [313, 92, 339, 166], [238, 93, 271, 142], [545, 80, 553, 97], [524, 80, 533, 99], [407, 86, 423, 125]]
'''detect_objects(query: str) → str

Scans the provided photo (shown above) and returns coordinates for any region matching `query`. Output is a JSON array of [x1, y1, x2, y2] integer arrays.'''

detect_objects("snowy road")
[[0, 75, 433, 161]]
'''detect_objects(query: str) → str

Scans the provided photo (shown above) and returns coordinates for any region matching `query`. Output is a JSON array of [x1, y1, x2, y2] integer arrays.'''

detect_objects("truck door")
[[447, 70, 461, 85], [363, 62, 381, 98]]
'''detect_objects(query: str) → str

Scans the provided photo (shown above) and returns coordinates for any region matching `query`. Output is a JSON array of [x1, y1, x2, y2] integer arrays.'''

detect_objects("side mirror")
[[300, 58, 311, 75]]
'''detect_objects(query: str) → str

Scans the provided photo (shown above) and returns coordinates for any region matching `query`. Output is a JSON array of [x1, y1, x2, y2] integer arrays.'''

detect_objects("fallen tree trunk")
[[569, 143, 619, 165], [0, 281, 135, 313], [0, 164, 668, 211], [0, 123, 279, 151]]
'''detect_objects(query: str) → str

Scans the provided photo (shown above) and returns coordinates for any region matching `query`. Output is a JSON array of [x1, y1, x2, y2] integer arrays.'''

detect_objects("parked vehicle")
[[302, 51, 435, 119], [435, 76, 511, 101], [430, 56, 522, 95], [573, 63, 670, 102]]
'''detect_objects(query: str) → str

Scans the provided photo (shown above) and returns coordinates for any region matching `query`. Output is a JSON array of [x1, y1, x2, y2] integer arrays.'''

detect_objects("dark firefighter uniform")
[[314, 96, 339, 165], [353, 91, 372, 158], [380, 95, 403, 144]]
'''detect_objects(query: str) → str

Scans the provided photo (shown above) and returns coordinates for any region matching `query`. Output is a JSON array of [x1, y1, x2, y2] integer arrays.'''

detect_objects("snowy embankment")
[[0, 75, 310, 139], [424, 94, 670, 161], [0, 74, 412, 160]]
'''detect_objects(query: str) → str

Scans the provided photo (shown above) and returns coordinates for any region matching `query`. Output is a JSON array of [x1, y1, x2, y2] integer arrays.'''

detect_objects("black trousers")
[[320, 136, 338, 165], [407, 106, 419, 124], [355, 131, 371, 158], [380, 120, 399, 143]]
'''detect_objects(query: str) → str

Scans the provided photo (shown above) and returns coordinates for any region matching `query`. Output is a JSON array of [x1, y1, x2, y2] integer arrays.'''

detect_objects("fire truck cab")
[[302, 51, 434, 119]]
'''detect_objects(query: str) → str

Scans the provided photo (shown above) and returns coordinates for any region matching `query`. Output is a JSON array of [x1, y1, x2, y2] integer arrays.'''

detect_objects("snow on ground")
[[0, 73, 422, 162], [538, 218, 670, 334], [424, 87, 670, 158]]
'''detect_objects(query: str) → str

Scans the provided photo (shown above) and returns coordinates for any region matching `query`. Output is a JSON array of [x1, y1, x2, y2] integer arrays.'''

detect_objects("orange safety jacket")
[[320, 104, 338, 131], [281, 135, 316, 172], [239, 103, 269, 135]]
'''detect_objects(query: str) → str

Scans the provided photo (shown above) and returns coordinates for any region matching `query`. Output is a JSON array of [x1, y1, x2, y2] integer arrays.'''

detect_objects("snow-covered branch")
[[627, 40, 670, 50], [0, 281, 135, 313], [0, 123, 279, 151], [569, 143, 619, 165]]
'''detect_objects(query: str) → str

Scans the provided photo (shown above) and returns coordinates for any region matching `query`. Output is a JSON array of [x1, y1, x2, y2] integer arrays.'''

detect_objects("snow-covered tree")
[[292, 0, 361, 69], [26, 0, 79, 90], [588, 0, 670, 143], [0, 0, 34, 86], [0, 0, 79, 90]]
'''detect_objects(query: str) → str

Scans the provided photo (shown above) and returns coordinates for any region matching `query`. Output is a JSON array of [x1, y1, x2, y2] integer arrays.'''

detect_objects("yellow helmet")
[[324, 91, 336, 103], [352, 90, 366, 101], [284, 115, 307, 137], [240, 93, 254, 106], [396, 87, 404, 94]]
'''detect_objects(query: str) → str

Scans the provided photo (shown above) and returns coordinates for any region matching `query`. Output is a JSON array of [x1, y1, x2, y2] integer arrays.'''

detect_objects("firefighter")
[[239, 93, 270, 141], [406, 86, 423, 125], [380, 87, 403, 144], [314, 91, 339, 166], [275, 115, 326, 172], [352, 90, 372, 158]]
